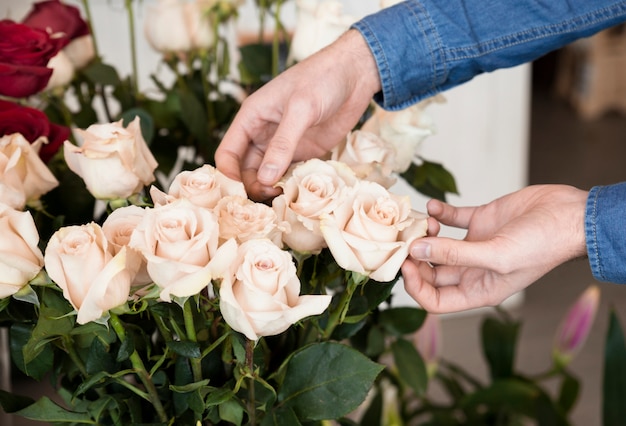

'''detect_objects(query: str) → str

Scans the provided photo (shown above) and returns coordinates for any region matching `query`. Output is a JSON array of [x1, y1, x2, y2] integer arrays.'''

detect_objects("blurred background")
[[2, 1, 626, 425]]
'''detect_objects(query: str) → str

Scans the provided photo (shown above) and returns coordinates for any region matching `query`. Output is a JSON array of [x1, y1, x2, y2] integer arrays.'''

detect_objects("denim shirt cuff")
[[585, 183, 626, 284], [352, 1, 446, 111]]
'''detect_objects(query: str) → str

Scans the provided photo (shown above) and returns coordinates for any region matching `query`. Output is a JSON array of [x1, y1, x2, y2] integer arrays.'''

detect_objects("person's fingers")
[[401, 260, 474, 314], [426, 199, 476, 229], [426, 216, 440, 237], [215, 116, 255, 183], [410, 236, 505, 272], [257, 98, 316, 186]]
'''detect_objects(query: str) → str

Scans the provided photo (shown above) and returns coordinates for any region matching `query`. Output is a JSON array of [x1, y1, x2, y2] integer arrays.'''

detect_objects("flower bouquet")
[[3, 1, 621, 425], [0, 0, 461, 424]]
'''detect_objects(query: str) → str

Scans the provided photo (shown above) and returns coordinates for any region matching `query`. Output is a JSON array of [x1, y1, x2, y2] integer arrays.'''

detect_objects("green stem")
[[257, 0, 267, 42], [322, 275, 363, 340], [124, 0, 139, 96], [63, 336, 89, 378], [80, 0, 100, 58], [110, 313, 168, 423], [271, 0, 283, 77], [246, 339, 256, 426], [183, 300, 203, 382]]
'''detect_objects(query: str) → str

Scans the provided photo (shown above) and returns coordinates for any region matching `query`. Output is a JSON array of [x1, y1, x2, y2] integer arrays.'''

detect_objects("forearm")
[[353, 0, 626, 110], [585, 182, 626, 284]]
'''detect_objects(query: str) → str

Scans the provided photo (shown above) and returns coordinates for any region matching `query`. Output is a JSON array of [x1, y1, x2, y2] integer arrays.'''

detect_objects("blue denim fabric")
[[586, 184, 626, 284], [353, 0, 626, 110]]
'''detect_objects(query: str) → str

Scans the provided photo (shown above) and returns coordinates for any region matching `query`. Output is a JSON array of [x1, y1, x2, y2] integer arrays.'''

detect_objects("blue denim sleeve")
[[585, 183, 626, 284], [352, 0, 626, 110]]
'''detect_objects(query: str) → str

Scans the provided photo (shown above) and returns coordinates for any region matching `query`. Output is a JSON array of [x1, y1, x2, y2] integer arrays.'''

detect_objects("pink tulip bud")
[[413, 313, 442, 377], [553, 285, 600, 368]]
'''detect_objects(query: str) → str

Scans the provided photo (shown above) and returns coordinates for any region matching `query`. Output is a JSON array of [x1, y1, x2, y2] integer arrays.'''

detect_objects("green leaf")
[[481, 314, 520, 379], [119, 108, 155, 144], [360, 385, 383, 426], [82, 61, 122, 87], [219, 398, 244, 426], [461, 378, 566, 425], [85, 336, 117, 375], [421, 160, 458, 195], [167, 340, 202, 359], [557, 370, 580, 415], [10, 323, 54, 380], [400, 160, 458, 202], [178, 89, 208, 142], [14, 397, 96, 423], [603, 309, 626, 426], [0, 389, 35, 413], [170, 379, 210, 393], [238, 43, 273, 85], [205, 387, 235, 407], [391, 338, 428, 396], [278, 342, 383, 421], [260, 406, 302, 426], [379, 307, 427, 336]]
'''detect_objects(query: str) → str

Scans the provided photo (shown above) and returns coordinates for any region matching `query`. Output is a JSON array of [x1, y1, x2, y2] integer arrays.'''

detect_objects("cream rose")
[[129, 198, 237, 302], [144, 0, 216, 55], [215, 195, 289, 246], [288, 0, 355, 63], [64, 117, 158, 200], [44, 223, 135, 324], [63, 35, 96, 70], [219, 239, 332, 341], [320, 180, 428, 282], [0, 133, 59, 210], [0, 204, 44, 298], [330, 130, 397, 188], [361, 98, 443, 173], [45, 51, 75, 91], [102, 205, 152, 287], [272, 159, 357, 254], [152, 164, 246, 210]]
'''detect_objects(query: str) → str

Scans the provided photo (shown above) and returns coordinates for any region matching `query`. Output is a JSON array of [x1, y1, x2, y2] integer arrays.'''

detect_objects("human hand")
[[401, 185, 588, 313], [215, 29, 381, 201]]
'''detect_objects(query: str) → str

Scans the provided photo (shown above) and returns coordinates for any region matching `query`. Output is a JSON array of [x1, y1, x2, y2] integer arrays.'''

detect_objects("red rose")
[[0, 99, 70, 163], [22, 0, 90, 42], [0, 20, 65, 97]]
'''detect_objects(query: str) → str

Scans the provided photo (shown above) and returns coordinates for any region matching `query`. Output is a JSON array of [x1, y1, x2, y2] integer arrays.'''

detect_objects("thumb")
[[410, 236, 499, 270]]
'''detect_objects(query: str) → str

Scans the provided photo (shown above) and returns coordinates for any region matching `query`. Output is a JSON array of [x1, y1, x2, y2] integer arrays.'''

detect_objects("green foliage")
[[401, 159, 459, 201], [603, 309, 626, 426]]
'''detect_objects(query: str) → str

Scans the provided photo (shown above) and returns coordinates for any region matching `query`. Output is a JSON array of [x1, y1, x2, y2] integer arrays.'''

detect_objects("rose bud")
[[553, 285, 600, 368]]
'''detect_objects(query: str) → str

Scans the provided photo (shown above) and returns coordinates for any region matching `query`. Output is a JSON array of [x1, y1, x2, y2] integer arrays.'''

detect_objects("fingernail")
[[411, 242, 431, 260], [258, 164, 280, 184]]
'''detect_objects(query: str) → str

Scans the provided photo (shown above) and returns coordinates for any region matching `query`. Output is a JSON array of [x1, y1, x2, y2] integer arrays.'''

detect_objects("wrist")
[[335, 29, 382, 98]]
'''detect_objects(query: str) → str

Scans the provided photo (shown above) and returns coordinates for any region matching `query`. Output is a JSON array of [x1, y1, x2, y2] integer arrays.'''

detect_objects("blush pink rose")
[[219, 239, 332, 341], [152, 164, 246, 210], [129, 198, 238, 302], [215, 195, 289, 246], [0, 133, 59, 210], [0, 204, 44, 298], [64, 117, 158, 200], [102, 205, 152, 287], [320, 180, 428, 282], [331, 130, 396, 188], [44, 223, 135, 324], [272, 159, 357, 254]]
